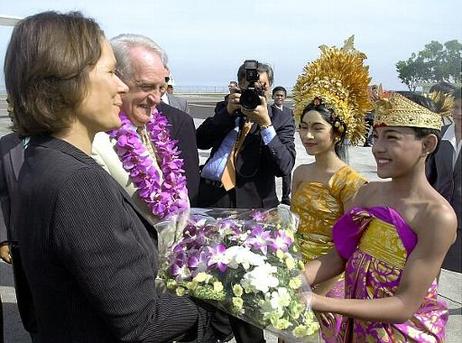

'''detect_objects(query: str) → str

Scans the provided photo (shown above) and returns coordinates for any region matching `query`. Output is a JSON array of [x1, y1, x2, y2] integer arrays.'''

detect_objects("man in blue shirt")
[[197, 62, 295, 210], [196, 61, 296, 343]]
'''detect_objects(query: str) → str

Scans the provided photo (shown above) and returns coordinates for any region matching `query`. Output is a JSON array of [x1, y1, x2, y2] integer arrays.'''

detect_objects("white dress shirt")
[[441, 123, 462, 169]]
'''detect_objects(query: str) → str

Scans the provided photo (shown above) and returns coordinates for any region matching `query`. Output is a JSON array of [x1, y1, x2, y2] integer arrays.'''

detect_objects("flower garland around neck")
[[109, 111, 189, 219]]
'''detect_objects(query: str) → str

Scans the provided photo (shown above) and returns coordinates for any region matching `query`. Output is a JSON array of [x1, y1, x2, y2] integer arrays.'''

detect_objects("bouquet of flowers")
[[157, 206, 320, 342]]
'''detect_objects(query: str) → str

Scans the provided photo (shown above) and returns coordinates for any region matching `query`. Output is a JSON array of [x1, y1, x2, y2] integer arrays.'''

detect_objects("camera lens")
[[240, 88, 261, 110]]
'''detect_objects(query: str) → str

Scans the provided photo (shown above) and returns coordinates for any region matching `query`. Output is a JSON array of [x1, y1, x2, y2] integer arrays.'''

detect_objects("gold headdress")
[[293, 36, 372, 145], [374, 88, 449, 130]]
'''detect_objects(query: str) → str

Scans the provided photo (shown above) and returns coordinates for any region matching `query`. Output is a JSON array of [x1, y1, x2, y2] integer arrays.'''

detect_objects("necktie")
[[221, 121, 253, 191], [137, 127, 163, 180]]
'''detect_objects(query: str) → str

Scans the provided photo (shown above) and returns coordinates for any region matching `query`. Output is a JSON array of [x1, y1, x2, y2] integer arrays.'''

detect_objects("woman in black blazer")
[[4, 11, 213, 342]]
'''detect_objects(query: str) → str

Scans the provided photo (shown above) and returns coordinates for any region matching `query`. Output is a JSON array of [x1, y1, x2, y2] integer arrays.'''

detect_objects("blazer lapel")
[[33, 136, 159, 240], [10, 142, 25, 181], [0, 134, 24, 181], [117, 186, 158, 241], [454, 149, 461, 177]]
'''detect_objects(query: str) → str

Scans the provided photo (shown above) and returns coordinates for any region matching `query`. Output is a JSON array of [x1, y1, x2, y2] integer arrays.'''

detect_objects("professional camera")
[[239, 60, 264, 110]]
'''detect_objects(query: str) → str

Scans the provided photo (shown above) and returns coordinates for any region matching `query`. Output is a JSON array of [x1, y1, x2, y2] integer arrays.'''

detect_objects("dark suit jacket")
[[197, 102, 296, 208], [158, 102, 200, 206], [0, 133, 38, 335], [427, 125, 462, 226], [271, 104, 294, 201], [271, 104, 293, 118], [427, 124, 461, 271], [15, 136, 210, 342], [0, 133, 23, 244]]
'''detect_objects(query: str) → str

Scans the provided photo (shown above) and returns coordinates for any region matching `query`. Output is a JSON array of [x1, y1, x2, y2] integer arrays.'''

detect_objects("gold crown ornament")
[[292, 36, 372, 145], [374, 88, 447, 130]]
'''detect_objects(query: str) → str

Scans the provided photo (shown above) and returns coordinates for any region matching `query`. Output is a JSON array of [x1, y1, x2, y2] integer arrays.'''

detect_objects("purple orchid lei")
[[109, 111, 189, 219]]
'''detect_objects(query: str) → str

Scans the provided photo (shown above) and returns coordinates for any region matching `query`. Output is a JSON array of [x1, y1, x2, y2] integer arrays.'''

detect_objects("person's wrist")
[[260, 122, 272, 129]]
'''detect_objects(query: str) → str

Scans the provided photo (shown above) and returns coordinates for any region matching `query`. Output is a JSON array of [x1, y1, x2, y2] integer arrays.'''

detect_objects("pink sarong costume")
[[333, 207, 448, 342]]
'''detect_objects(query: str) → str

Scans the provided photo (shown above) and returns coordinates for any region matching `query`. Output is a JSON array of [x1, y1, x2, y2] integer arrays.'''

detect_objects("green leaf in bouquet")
[[160, 206, 320, 341]]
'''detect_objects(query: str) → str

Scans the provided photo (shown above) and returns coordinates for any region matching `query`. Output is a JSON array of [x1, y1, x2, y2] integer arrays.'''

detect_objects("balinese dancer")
[[306, 90, 455, 342], [289, 36, 370, 342]]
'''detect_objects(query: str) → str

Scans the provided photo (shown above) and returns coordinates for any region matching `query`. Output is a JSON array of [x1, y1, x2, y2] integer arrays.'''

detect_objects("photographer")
[[196, 61, 296, 342]]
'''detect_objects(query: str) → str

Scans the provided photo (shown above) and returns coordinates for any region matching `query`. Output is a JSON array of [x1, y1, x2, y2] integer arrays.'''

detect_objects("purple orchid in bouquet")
[[244, 225, 272, 254], [207, 244, 229, 273], [270, 229, 294, 253], [158, 207, 319, 341]]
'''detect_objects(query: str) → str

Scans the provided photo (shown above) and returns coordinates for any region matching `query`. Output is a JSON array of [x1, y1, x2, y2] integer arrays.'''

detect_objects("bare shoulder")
[[293, 163, 314, 179], [292, 163, 315, 192], [418, 200, 457, 240], [351, 181, 383, 206]]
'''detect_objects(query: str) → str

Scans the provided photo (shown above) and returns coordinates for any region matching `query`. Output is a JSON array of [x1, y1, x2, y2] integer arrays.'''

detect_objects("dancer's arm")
[[311, 204, 456, 323], [304, 249, 345, 287]]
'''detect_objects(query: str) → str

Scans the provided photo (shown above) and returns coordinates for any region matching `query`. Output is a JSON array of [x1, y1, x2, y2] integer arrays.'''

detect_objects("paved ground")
[[0, 94, 460, 342]]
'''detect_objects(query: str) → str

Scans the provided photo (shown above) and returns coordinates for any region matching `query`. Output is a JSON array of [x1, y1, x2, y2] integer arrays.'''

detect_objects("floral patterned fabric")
[[291, 165, 366, 342], [333, 207, 448, 342]]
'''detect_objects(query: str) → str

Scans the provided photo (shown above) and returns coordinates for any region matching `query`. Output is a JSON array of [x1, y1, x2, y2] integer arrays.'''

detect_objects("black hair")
[[272, 86, 287, 96], [396, 91, 441, 158], [429, 81, 456, 96], [237, 62, 274, 86], [300, 99, 347, 158]]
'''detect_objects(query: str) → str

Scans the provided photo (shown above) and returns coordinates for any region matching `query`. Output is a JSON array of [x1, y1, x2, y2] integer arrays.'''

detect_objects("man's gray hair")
[[110, 33, 168, 82], [237, 62, 274, 86]]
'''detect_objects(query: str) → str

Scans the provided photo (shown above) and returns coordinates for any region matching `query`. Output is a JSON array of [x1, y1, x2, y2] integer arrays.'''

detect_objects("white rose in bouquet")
[[158, 207, 320, 341]]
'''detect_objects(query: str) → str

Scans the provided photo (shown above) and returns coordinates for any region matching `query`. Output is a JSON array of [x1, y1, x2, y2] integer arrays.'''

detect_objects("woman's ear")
[[421, 133, 438, 156]]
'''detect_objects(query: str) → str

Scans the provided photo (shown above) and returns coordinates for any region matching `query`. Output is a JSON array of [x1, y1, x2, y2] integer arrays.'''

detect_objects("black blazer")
[[158, 102, 200, 207], [271, 104, 293, 118], [197, 102, 296, 208], [0, 133, 38, 335], [0, 133, 23, 244], [426, 125, 461, 272], [15, 136, 210, 342], [427, 125, 461, 227]]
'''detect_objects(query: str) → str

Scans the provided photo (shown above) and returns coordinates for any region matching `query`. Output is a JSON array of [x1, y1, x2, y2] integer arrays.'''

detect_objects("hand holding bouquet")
[[158, 207, 319, 341]]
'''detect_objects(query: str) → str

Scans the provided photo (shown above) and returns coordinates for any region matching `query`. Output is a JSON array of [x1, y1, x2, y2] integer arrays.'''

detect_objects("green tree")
[[396, 54, 427, 92], [396, 40, 461, 91], [442, 40, 462, 82]]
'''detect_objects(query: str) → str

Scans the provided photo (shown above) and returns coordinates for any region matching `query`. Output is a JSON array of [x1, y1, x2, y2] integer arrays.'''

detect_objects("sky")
[[1, 0, 461, 91]]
